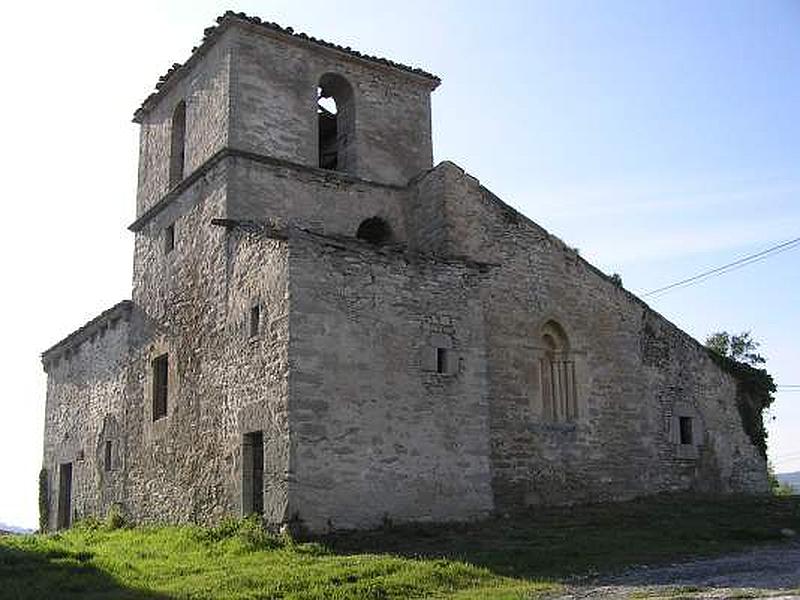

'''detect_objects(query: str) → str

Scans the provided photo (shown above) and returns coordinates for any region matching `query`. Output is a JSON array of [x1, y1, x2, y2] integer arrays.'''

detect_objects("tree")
[[705, 330, 765, 366], [705, 330, 774, 458], [767, 462, 795, 497]]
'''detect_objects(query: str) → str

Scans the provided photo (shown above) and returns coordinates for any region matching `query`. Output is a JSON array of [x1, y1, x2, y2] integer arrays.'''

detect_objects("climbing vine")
[[38, 468, 49, 533], [707, 350, 776, 457]]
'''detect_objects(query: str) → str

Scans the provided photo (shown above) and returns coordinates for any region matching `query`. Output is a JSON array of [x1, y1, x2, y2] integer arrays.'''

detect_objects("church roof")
[[41, 300, 133, 367], [133, 11, 441, 122]]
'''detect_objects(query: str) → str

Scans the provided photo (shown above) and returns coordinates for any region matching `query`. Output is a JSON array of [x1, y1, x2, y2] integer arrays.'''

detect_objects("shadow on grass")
[[319, 494, 800, 584], [0, 538, 171, 600]]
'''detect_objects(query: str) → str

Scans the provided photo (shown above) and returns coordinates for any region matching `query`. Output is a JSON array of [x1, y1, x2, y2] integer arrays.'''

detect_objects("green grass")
[[0, 520, 552, 600], [324, 493, 800, 580], [1, 494, 798, 600]]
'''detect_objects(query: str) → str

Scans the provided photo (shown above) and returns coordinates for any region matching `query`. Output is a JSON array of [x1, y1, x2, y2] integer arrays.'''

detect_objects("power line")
[[641, 236, 800, 298], [777, 385, 800, 393], [774, 450, 800, 460]]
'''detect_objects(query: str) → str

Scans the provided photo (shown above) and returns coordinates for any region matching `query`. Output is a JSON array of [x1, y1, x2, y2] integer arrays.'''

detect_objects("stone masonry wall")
[[42, 312, 131, 529], [226, 156, 409, 241], [135, 29, 234, 217], [287, 232, 495, 532], [411, 162, 768, 510], [126, 170, 290, 526], [229, 25, 435, 186]]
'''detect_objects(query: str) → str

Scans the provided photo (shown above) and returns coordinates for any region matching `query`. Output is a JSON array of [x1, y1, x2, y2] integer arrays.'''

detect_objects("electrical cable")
[[641, 236, 800, 298]]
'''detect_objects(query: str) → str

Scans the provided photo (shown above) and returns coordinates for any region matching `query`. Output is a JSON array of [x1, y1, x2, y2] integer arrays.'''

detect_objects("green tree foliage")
[[705, 331, 765, 366], [705, 330, 775, 457], [767, 462, 796, 496]]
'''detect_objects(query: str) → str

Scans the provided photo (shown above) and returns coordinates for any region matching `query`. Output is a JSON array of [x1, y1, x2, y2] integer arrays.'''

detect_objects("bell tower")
[[132, 12, 440, 220]]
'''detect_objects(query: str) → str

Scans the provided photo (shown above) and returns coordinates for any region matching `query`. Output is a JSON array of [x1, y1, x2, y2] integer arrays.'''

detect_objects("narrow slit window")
[[152, 354, 169, 421], [104, 440, 113, 472], [249, 304, 260, 338], [164, 224, 175, 254], [679, 416, 693, 445]]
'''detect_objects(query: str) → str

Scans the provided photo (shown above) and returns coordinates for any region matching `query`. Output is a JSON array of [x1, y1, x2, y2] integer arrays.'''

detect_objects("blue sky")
[[0, 0, 797, 528]]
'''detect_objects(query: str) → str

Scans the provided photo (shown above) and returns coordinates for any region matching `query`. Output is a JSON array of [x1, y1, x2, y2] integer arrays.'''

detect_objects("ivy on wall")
[[707, 350, 776, 457], [38, 468, 49, 533]]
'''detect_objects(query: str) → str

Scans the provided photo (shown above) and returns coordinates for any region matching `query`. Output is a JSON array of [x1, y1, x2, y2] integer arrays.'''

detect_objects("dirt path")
[[554, 541, 800, 599]]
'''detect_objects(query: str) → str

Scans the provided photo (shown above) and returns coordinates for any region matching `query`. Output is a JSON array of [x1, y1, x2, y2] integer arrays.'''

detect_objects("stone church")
[[41, 12, 768, 533]]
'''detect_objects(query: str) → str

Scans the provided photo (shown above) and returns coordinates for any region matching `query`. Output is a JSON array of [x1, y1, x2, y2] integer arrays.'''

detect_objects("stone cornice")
[[128, 148, 406, 232]]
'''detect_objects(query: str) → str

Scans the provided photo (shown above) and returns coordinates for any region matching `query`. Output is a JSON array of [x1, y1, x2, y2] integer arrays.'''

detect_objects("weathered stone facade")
[[41, 12, 768, 533]]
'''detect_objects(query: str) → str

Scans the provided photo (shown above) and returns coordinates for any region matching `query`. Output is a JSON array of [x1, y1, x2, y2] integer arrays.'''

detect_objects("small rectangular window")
[[679, 416, 693, 445], [104, 441, 113, 472], [164, 224, 175, 254], [436, 348, 448, 374], [152, 354, 169, 421], [249, 304, 260, 338]]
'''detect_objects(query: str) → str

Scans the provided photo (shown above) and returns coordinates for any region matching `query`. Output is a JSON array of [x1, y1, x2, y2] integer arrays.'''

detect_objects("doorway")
[[57, 462, 73, 529], [242, 432, 264, 516]]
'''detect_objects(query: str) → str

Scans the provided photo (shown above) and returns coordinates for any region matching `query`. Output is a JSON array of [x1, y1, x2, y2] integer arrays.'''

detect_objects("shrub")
[[237, 514, 277, 549], [200, 515, 283, 550], [73, 516, 103, 531], [105, 504, 126, 530]]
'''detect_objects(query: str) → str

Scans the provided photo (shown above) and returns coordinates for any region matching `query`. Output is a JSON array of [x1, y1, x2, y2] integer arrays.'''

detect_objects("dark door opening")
[[679, 416, 694, 445], [57, 462, 73, 529], [242, 432, 264, 516]]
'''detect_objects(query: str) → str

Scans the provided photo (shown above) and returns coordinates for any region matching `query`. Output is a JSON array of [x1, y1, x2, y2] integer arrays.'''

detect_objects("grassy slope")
[[1, 495, 798, 600]]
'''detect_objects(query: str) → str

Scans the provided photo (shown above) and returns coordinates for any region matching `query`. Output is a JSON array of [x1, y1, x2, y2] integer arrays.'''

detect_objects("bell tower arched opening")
[[168, 100, 186, 187], [317, 73, 355, 173]]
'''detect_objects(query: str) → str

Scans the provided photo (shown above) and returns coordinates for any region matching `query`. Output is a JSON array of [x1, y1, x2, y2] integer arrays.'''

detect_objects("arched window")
[[169, 100, 186, 186], [317, 73, 355, 173], [540, 320, 578, 422], [356, 217, 392, 245]]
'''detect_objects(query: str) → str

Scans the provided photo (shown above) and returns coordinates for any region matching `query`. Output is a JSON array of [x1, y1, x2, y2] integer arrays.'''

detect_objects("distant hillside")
[[0, 522, 33, 535], [777, 471, 800, 491]]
